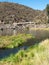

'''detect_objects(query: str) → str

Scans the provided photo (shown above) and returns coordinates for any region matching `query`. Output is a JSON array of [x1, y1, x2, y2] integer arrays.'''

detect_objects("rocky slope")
[[0, 2, 48, 24]]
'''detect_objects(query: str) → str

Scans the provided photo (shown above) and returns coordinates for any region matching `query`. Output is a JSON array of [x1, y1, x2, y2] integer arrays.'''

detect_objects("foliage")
[[46, 4, 49, 16], [46, 4, 49, 23]]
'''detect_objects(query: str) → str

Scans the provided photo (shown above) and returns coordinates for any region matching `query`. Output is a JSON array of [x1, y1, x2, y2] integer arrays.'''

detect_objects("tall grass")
[[0, 34, 33, 48], [0, 39, 49, 65], [30, 28, 49, 39]]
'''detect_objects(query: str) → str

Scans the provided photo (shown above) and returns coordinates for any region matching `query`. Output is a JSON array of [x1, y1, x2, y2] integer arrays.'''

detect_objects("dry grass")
[[30, 28, 49, 30], [30, 28, 49, 39]]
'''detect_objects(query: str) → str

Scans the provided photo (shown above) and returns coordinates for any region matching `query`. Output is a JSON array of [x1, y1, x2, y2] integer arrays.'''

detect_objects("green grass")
[[0, 33, 49, 65], [0, 34, 33, 48], [0, 39, 49, 65]]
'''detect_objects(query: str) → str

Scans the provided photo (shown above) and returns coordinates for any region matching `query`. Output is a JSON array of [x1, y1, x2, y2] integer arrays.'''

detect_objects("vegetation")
[[0, 39, 49, 65], [0, 34, 33, 48], [46, 4, 49, 16], [0, 32, 49, 65], [30, 28, 49, 40], [46, 4, 49, 23]]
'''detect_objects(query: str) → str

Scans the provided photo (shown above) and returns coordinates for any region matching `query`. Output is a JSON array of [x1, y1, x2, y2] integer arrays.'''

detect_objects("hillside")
[[0, 2, 48, 24]]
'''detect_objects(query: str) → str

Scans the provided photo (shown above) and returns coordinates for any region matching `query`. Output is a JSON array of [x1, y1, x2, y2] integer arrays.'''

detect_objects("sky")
[[0, 0, 49, 10]]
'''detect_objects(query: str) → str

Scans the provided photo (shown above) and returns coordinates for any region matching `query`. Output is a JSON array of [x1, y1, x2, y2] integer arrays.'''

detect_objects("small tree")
[[46, 4, 49, 23]]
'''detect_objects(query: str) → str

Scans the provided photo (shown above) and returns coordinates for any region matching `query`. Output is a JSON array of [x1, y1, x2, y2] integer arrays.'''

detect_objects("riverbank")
[[0, 39, 49, 65]]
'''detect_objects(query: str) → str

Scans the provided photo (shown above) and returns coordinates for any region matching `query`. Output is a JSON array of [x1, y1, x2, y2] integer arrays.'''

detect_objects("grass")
[[0, 39, 49, 65], [0, 34, 33, 48], [30, 28, 49, 39], [30, 28, 49, 30], [0, 33, 49, 65]]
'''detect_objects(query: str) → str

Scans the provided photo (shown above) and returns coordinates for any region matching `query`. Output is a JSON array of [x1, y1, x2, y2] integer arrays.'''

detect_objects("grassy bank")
[[0, 34, 33, 48], [0, 39, 49, 65], [0, 33, 49, 65]]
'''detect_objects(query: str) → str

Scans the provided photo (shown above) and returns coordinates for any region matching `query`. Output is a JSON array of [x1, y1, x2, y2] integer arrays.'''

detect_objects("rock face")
[[0, 22, 49, 35], [0, 2, 48, 35], [33, 11, 48, 23], [0, 2, 48, 23]]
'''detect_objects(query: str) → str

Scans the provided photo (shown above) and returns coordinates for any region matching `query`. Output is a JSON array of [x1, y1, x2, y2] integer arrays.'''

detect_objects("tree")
[[46, 4, 49, 23]]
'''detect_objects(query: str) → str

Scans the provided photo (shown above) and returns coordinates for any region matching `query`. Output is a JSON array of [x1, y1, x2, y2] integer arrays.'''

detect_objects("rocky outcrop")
[[0, 2, 48, 23]]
